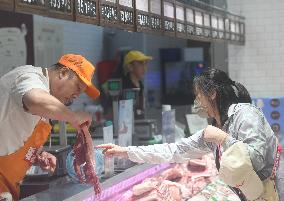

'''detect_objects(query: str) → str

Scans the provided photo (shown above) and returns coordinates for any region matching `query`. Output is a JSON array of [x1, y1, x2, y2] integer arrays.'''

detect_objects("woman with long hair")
[[97, 68, 281, 201]]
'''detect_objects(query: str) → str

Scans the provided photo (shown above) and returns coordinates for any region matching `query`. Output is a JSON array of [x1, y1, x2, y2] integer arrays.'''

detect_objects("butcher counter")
[[21, 163, 171, 201], [20, 153, 240, 201]]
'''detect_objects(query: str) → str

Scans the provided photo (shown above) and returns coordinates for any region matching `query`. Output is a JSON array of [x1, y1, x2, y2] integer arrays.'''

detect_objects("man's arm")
[[23, 88, 92, 129]]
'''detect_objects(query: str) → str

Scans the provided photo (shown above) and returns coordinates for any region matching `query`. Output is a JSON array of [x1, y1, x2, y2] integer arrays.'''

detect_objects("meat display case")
[[21, 163, 171, 201], [21, 154, 229, 201]]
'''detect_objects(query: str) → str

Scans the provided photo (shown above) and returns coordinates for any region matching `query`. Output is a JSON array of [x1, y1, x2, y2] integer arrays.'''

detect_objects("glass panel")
[[230, 21, 236, 33], [186, 8, 194, 23], [211, 15, 218, 29], [218, 17, 224, 30], [150, 0, 161, 15], [119, 0, 132, 8], [176, 5, 184, 21], [136, 0, 148, 12], [163, 1, 174, 18], [235, 22, 240, 33], [225, 18, 230, 31], [195, 11, 203, 25], [204, 13, 210, 27], [240, 23, 244, 34]]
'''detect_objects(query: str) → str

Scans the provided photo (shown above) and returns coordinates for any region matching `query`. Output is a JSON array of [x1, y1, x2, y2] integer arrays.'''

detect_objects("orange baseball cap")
[[58, 54, 100, 100]]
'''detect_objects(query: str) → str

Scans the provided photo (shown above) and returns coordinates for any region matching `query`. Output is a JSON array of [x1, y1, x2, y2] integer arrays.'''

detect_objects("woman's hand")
[[96, 144, 129, 158], [203, 125, 228, 145]]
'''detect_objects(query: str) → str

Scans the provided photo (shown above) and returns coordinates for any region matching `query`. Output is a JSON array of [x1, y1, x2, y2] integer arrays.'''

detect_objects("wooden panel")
[[46, 0, 74, 21], [75, 0, 99, 24], [99, 0, 135, 31], [162, 0, 175, 37], [15, 0, 47, 16], [136, 0, 162, 34], [137, 11, 162, 34], [203, 13, 211, 38], [175, 2, 185, 38], [99, 0, 120, 28], [0, 0, 14, 11], [119, 3, 135, 31]]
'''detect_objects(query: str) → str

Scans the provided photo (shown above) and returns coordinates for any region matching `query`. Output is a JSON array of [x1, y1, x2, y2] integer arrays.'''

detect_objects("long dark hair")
[[193, 68, 252, 126]]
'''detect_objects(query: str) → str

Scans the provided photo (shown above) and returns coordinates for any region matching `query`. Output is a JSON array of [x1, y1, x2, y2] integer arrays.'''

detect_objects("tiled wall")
[[227, 0, 284, 97]]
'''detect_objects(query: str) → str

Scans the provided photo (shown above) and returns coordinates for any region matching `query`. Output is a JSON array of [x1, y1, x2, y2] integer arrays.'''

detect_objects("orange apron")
[[0, 120, 51, 201]]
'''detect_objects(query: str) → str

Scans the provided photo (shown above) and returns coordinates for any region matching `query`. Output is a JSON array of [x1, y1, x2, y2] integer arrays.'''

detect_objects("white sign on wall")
[[34, 23, 63, 68], [0, 25, 27, 77]]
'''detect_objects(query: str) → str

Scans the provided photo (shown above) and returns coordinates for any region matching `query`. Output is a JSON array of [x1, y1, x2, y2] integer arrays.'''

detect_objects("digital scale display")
[[124, 91, 136, 100], [108, 79, 121, 91], [122, 88, 140, 100], [108, 79, 122, 97]]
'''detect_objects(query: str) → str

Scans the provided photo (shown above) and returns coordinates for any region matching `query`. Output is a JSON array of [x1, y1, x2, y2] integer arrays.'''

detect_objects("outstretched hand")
[[96, 144, 128, 158]]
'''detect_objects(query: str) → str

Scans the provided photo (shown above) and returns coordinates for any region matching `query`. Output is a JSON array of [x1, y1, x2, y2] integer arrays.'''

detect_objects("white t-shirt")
[[0, 65, 49, 156]]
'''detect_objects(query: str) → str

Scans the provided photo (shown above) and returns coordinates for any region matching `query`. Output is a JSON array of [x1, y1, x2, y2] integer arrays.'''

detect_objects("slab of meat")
[[132, 179, 159, 196], [129, 178, 191, 201], [35, 153, 50, 167], [187, 159, 206, 172], [73, 123, 101, 196], [120, 154, 218, 201], [160, 165, 183, 182]]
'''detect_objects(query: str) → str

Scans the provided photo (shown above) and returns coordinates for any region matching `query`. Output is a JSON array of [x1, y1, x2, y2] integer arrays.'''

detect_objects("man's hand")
[[96, 144, 128, 158], [69, 111, 92, 130], [37, 152, 57, 173], [203, 125, 228, 145]]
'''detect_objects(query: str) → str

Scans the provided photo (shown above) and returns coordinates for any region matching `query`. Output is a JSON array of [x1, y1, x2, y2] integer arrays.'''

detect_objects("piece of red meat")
[[35, 154, 50, 167], [73, 123, 101, 196]]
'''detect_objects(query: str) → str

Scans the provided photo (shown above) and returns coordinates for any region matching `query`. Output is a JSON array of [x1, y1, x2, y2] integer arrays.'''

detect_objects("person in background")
[[97, 68, 281, 201], [0, 54, 100, 201], [121, 50, 152, 119]]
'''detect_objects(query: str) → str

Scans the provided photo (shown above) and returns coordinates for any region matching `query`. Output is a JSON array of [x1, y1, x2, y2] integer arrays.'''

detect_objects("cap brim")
[[137, 55, 153, 62], [78, 74, 100, 100]]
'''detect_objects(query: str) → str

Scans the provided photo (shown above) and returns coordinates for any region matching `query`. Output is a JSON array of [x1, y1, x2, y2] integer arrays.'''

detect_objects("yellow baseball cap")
[[123, 50, 153, 67], [58, 54, 100, 100]]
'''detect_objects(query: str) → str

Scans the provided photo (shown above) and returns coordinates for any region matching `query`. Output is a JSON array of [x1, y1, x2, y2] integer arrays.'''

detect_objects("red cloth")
[[97, 60, 118, 84]]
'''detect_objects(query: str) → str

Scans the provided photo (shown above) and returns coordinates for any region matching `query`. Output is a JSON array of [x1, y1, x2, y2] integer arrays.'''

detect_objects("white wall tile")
[[228, 0, 284, 97]]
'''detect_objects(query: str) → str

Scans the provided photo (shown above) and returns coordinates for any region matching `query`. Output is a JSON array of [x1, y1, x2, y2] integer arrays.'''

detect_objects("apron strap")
[[271, 144, 282, 179]]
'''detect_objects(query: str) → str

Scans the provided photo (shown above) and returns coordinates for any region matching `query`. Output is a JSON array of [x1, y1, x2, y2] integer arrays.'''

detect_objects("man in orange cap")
[[0, 54, 100, 200]]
